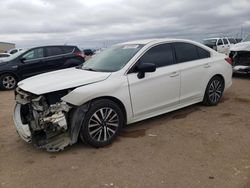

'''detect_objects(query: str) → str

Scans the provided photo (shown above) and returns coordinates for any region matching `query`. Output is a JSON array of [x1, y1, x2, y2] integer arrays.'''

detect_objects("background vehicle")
[[0, 45, 85, 90], [203, 37, 237, 55], [230, 35, 250, 75], [8, 48, 22, 54], [13, 38, 232, 152], [83, 49, 94, 61], [0, 53, 11, 59]]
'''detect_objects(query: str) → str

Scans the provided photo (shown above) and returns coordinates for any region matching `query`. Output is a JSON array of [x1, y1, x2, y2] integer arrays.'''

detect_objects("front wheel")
[[203, 76, 224, 106], [0, 74, 17, 90], [80, 99, 124, 147]]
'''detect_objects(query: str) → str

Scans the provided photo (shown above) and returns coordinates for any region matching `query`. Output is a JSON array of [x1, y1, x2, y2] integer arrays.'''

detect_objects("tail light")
[[225, 57, 233, 65], [74, 52, 85, 58]]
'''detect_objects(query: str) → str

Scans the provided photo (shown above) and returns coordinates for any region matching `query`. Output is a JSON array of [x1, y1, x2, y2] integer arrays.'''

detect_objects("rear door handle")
[[204, 63, 211, 68], [170, 72, 180, 77]]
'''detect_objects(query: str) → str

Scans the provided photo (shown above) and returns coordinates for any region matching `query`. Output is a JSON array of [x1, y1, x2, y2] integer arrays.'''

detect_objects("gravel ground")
[[0, 77, 250, 188]]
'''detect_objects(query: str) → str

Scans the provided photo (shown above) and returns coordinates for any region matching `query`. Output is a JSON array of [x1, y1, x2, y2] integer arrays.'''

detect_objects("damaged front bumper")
[[13, 87, 74, 152]]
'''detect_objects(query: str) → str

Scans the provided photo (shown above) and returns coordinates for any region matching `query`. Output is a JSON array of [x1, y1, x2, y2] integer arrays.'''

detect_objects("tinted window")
[[197, 47, 210, 59], [174, 43, 199, 63], [10, 49, 18, 54], [217, 39, 223, 45], [228, 38, 236, 44], [63, 46, 75, 53], [138, 43, 174, 67], [22, 48, 44, 60], [46, 47, 63, 57], [223, 38, 228, 44]]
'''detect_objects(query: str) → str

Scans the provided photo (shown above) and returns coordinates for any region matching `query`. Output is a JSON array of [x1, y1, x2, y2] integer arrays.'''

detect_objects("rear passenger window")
[[223, 39, 228, 44], [138, 43, 174, 67], [46, 47, 63, 57], [174, 43, 199, 63], [63, 46, 75, 53], [196, 47, 210, 59], [217, 39, 223, 45]]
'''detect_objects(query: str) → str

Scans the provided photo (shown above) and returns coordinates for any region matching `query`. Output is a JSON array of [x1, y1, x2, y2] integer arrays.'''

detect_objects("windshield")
[[3, 49, 28, 61], [82, 44, 144, 72], [203, 39, 217, 46]]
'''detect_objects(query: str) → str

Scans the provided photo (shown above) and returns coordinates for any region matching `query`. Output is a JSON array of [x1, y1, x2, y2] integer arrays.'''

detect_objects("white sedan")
[[0, 53, 11, 59], [14, 38, 232, 151]]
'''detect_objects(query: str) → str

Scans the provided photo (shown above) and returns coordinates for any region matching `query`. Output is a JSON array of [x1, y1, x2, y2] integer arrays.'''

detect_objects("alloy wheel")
[[2, 75, 16, 89], [88, 107, 119, 142], [208, 79, 223, 104]]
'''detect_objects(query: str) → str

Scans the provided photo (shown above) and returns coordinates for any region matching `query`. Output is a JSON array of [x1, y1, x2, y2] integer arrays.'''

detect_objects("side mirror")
[[136, 63, 156, 79], [20, 57, 26, 63]]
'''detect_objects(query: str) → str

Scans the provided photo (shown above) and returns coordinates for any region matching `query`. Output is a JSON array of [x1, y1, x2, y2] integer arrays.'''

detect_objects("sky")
[[0, 0, 250, 49]]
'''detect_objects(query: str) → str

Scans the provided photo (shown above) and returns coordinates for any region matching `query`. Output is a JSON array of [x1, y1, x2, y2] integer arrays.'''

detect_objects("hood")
[[230, 41, 250, 52], [18, 67, 111, 95]]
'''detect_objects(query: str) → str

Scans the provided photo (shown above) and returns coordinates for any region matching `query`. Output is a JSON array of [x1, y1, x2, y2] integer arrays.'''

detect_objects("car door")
[[127, 43, 181, 118], [17, 47, 47, 79], [216, 39, 225, 54], [173, 42, 211, 104], [44, 46, 65, 71]]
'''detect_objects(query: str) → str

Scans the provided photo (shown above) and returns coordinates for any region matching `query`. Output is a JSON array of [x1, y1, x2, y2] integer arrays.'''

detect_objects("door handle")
[[204, 63, 211, 68], [170, 72, 179, 77]]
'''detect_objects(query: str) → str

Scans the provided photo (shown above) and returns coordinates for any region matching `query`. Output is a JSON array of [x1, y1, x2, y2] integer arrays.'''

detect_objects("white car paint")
[[18, 67, 111, 95], [230, 41, 250, 52], [18, 38, 232, 125]]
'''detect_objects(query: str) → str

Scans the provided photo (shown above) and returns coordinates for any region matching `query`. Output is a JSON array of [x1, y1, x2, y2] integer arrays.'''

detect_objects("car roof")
[[119, 38, 202, 45]]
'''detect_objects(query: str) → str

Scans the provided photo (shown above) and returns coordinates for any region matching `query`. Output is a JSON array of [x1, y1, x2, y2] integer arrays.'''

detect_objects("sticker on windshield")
[[123, 45, 139, 49]]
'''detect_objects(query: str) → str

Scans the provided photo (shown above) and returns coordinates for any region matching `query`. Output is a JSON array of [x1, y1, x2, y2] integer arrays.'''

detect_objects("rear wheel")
[[0, 74, 17, 90], [80, 99, 124, 147], [203, 76, 224, 106]]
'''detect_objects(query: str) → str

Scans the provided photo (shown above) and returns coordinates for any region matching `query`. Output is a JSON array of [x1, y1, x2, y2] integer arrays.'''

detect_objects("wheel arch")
[[0, 71, 20, 81], [68, 95, 127, 145], [89, 96, 127, 124], [209, 74, 225, 89]]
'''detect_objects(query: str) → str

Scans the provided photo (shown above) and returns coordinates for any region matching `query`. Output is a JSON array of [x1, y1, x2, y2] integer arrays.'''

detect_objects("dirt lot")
[[0, 77, 250, 188]]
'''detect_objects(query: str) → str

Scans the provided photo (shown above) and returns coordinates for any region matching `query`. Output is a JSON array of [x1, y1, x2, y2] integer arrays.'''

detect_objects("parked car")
[[0, 53, 11, 59], [8, 48, 22, 54], [0, 45, 85, 90], [230, 35, 250, 75], [203, 37, 237, 55], [83, 49, 94, 61], [13, 38, 232, 151]]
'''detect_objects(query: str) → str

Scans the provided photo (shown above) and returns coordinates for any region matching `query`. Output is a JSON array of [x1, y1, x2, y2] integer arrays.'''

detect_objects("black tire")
[[79, 99, 124, 148], [0, 74, 17, 90], [202, 76, 224, 106]]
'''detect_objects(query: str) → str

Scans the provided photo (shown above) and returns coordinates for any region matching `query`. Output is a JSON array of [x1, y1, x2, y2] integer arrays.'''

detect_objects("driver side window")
[[22, 48, 44, 61], [138, 43, 174, 68]]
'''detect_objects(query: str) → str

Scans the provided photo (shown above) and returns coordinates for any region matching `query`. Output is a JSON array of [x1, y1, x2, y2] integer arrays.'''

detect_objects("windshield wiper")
[[82, 67, 97, 71]]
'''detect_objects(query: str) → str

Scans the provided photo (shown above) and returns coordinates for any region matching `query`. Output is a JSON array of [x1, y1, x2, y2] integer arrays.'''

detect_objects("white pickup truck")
[[203, 37, 237, 55]]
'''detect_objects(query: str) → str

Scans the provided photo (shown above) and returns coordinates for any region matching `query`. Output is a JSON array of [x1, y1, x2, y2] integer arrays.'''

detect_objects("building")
[[0, 42, 15, 53]]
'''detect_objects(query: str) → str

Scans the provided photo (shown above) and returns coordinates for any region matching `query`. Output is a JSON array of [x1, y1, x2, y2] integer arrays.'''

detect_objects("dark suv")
[[0, 45, 85, 90]]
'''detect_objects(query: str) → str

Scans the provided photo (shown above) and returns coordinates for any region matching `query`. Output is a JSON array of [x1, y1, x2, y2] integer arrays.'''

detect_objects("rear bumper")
[[13, 104, 32, 143], [233, 66, 250, 74]]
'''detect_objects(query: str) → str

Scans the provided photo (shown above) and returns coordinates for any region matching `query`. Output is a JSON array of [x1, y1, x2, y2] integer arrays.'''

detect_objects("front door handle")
[[204, 63, 211, 68], [170, 72, 179, 77]]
